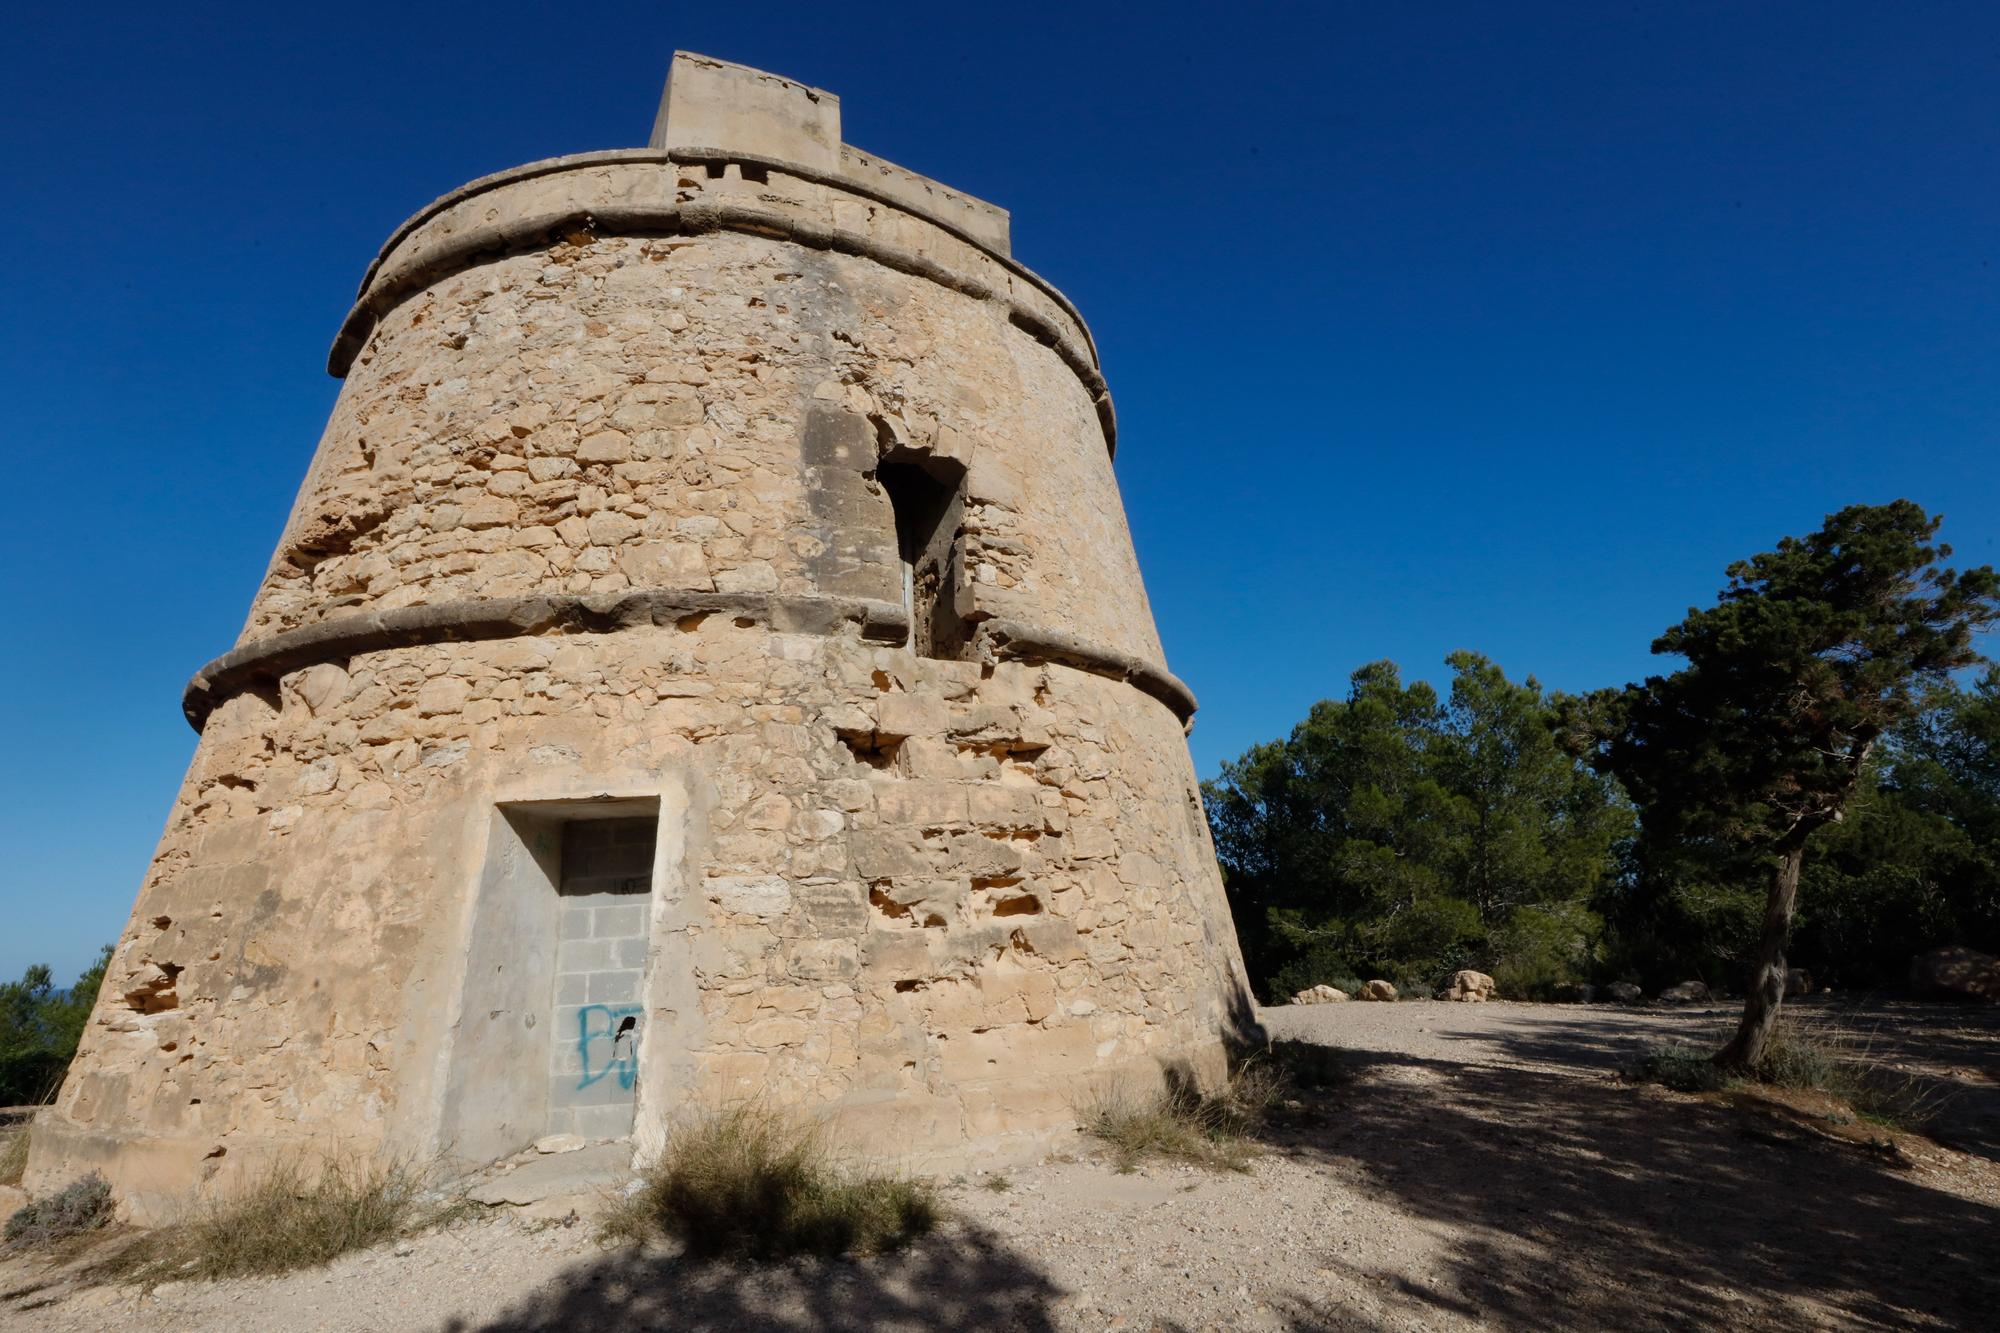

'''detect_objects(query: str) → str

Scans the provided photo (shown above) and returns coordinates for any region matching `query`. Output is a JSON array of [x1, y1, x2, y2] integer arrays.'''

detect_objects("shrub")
[[5, 1171, 113, 1247], [111, 1156, 428, 1282], [1627, 1045, 1732, 1093], [601, 1105, 937, 1259], [1081, 1059, 1285, 1174]]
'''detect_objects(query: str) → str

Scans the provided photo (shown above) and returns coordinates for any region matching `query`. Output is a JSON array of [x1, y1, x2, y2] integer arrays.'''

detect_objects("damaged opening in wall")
[[438, 797, 661, 1165], [877, 453, 968, 660]]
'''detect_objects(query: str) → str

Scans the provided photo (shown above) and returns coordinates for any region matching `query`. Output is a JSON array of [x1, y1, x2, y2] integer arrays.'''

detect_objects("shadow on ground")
[[455, 1000, 1996, 1332], [451, 1219, 1063, 1332], [1264, 1001, 2000, 1331]]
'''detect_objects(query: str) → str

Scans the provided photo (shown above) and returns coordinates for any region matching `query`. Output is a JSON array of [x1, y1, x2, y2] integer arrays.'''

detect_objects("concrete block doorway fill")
[[440, 797, 662, 1166]]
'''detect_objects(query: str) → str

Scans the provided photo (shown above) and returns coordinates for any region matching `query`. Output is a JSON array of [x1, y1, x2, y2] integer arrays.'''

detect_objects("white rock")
[[710, 875, 791, 917], [533, 1133, 585, 1155]]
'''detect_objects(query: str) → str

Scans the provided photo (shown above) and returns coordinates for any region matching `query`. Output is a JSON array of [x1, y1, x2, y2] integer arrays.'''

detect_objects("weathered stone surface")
[[1909, 947, 2000, 1001], [1784, 968, 1814, 998], [30, 54, 1258, 1221], [1289, 984, 1349, 1005], [1657, 981, 1712, 1005], [1441, 970, 1495, 1002], [1604, 982, 1643, 1004], [1358, 980, 1398, 1002]]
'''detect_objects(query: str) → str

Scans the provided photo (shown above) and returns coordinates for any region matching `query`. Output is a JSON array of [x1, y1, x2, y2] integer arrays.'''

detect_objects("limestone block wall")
[[240, 221, 1157, 667], [29, 53, 1255, 1219]]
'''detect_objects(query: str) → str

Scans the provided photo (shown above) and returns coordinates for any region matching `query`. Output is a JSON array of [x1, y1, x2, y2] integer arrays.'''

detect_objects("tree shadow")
[[1258, 1008, 2000, 1330], [451, 1218, 1064, 1332]]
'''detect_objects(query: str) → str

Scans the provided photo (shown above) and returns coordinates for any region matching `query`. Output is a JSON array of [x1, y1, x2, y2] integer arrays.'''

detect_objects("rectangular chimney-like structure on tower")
[[650, 50, 1012, 254]]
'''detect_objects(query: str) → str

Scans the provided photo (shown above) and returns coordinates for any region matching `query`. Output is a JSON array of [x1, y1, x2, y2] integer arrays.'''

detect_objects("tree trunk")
[[1715, 842, 1807, 1071]]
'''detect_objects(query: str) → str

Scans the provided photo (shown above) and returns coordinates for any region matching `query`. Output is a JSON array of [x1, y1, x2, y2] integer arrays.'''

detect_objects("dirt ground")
[[4, 997, 1996, 1332]]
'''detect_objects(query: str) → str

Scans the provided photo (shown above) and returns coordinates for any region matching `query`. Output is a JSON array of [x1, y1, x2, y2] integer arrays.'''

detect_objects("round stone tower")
[[30, 53, 1256, 1217]]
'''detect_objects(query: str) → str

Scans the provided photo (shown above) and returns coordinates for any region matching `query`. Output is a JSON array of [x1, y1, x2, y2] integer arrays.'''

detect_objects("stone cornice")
[[975, 619, 1199, 731], [183, 595, 1195, 732]]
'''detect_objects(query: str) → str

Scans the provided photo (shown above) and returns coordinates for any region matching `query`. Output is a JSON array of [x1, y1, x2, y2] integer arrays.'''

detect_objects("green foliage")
[[1591, 856, 1766, 993], [1211, 506, 2000, 1003], [5, 1171, 113, 1247], [0, 945, 112, 1105], [1561, 502, 1999, 1064], [1210, 511, 2000, 1001], [600, 1104, 937, 1259], [1627, 1045, 1733, 1093], [1790, 708, 1999, 988], [1206, 654, 1630, 1000], [1489, 901, 1605, 999], [1266, 952, 1361, 1003], [1567, 501, 1999, 876]]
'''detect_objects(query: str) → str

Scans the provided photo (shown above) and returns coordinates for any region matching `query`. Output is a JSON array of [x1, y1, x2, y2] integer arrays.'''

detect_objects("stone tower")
[[30, 54, 1256, 1217]]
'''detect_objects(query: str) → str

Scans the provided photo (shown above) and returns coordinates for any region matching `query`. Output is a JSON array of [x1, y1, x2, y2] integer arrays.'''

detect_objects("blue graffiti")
[[577, 1003, 642, 1091]]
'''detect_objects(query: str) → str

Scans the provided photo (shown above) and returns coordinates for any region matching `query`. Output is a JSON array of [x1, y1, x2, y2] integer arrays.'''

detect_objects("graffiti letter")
[[577, 1003, 642, 1090]]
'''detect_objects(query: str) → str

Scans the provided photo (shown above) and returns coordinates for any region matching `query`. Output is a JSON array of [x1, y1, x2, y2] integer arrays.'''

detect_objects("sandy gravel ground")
[[4, 998, 1995, 1331]]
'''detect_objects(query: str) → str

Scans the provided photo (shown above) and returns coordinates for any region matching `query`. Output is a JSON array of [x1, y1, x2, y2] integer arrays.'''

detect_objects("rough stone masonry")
[[28, 52, 1259, 1220]]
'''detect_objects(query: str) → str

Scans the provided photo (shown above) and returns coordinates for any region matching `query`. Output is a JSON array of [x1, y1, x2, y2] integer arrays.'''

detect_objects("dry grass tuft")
[[1628, 1020, 1944, 1133], [108, 1156, 438, 1284], [1756, 1023, 1943, 1131], [1081, 1057, 1293, 1174], [0, 1123, 29, 1187], [600, 1104, 938, 1260]]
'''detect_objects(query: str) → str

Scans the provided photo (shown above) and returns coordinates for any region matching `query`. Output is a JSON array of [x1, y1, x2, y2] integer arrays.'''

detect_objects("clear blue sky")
[[3, 1, 1996, 981]]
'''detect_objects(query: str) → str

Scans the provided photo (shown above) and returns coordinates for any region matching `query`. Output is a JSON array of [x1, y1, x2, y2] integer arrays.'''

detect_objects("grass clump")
[[1628, 1023, 1941, 1133], [601, 1105, 938, 1260], [110, 1156, 429, 1283], [4, 1171, 113, 1247], [1081, 1059, 1288, 1174], [1757, 1025, 1940, 1131]]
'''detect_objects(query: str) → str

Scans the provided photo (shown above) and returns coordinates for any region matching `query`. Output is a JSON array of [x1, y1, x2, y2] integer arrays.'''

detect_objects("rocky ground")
[[3, 997, 1996, 1332]]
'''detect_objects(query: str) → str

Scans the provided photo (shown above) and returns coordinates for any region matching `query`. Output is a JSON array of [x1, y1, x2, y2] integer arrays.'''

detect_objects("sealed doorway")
[[440, 798, 658, 1164], [548, 818, 654, 1139]]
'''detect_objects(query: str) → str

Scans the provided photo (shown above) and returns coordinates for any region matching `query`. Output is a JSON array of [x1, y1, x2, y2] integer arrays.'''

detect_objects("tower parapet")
[[32, 53, 1255, 1219]]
